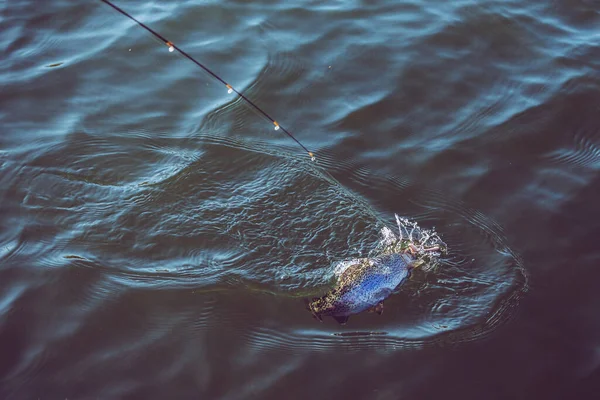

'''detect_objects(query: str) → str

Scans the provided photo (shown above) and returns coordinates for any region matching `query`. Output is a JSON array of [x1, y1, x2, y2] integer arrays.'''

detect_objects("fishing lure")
[[306, 215, 446, 324]]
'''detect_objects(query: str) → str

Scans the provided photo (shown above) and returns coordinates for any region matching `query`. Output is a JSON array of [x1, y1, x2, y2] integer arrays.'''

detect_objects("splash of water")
[[333, 213, 448, 279]]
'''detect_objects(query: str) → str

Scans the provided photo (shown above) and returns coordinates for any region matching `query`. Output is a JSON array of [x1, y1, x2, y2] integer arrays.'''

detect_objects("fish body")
[[306, 252, 415, 324], [306, 215, 447, 325]]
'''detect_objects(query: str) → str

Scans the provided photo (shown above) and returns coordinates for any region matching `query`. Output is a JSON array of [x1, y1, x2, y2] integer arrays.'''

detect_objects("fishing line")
[[98, 0, 315, 161], [97, 0, 378, 229], [97, 0, 405, 229]]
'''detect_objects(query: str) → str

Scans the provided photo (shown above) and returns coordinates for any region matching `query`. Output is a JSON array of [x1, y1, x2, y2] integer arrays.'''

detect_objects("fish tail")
[[304, 298, 323, 322]]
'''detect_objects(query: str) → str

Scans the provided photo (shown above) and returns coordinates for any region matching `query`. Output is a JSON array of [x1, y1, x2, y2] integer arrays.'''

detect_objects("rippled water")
[[1, 0, 600, 398]]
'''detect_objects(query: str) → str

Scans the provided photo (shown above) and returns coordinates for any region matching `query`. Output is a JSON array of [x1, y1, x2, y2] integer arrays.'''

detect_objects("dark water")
[[1, 0, 599, 398]]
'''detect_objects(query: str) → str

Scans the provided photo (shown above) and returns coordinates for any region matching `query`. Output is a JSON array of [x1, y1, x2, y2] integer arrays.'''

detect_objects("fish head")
[[415, 239, 449, 271]]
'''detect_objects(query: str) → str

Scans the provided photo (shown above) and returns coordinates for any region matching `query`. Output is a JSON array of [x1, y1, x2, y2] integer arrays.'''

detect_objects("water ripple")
[[1, 0, 597, 396]]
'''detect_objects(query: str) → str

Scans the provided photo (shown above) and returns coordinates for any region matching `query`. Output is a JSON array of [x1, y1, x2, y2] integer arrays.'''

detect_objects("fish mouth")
[[425, 243, 447, 255], [392, 214, 448, 257], [404, 239, 448, 272]]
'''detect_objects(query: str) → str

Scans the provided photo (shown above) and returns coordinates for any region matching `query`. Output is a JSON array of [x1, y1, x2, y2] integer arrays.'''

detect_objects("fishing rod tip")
[[309, 152, 316, 161]]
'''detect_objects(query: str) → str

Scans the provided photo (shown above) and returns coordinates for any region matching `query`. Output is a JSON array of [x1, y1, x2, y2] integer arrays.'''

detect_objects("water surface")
[[1, 0, 600, 398]]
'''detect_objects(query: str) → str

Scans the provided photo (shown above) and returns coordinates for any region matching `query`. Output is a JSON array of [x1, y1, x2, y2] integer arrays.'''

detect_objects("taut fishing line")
[[98, 0, 315, 161], [96, 0, 447, 251]]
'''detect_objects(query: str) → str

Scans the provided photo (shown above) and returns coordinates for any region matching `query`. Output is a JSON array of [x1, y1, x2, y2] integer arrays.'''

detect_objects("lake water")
[[1, 0, 599, 398]]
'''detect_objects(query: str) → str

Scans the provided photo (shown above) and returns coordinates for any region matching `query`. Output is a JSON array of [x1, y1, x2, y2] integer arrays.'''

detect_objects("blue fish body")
[[306, 252, 415, 324], [337, 253, 412, 314]]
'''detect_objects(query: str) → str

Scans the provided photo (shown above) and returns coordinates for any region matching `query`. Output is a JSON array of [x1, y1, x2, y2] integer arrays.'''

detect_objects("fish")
[[306, 215, 446, 325], [305, 252, 416, 324]]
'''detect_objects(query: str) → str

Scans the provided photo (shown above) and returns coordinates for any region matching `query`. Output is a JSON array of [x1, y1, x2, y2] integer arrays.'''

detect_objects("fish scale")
[[338, 253, 413, 314], [306, 252, 414, 324]]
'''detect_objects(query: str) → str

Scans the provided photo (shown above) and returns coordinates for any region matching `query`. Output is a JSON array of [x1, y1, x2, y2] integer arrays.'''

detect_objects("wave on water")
[[5, 124, 529, 352], [112, 136, 528, 352]]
